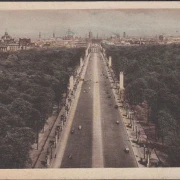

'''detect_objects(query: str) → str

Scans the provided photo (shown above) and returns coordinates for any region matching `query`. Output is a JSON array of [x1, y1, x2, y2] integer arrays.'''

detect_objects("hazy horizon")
[[0, 9, 180, 40]]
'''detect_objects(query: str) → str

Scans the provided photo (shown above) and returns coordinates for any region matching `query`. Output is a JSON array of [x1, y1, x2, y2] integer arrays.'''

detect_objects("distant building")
[[74, 40, 87, 48], [159, 35, 164, 41], [0, 45, 7, 52], [123, 32, 126, 38], [64, 28, 75, 40], [0, 31, 32, 52], [0, 31, 20, 52], [0, 43, 22, 52], [39, 32, 41, 40], [7, 43, 21, 51], [19, 38, 31, 46], [42, 42, 50, 48], [1, 31, 15, 44], [89, 31, 93, 40], [111, 33, 120, 41]]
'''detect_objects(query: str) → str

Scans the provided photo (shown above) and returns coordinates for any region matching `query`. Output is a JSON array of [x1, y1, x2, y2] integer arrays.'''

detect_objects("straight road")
[[52, 44, 137, 168]]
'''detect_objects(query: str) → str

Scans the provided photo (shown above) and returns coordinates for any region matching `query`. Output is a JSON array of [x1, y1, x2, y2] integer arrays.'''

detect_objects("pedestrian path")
[[28, 113, 59, 168]]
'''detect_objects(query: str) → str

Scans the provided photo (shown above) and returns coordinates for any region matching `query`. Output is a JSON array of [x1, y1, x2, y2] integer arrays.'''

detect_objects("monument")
[[119, 72, 125, 101], [69, 75, 74, 91], [80, 57, 83, 67], [108, 56, 112, 67]]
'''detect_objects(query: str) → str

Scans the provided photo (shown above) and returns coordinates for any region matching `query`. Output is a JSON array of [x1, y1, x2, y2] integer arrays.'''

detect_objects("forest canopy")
[[105, 44, 180, 166], [0, 47, 85, 168]]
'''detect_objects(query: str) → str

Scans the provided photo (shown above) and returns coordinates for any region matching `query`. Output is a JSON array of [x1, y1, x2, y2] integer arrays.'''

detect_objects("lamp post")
[[125, 103, 128, 116], [55, 131, 58, 148], [146, 148, 151, 167], [136, 126, 138, 139], [143, 144, 146, 159], [50, 144, 53, 159], [56, 125, 60, 139], [46, 154, 50, 166], [132, 117, 135, 131], [36, 120, 39, 150], [130, 112, 132, 125], [49, 140, 54, 159], [138, 130, 141, 143]]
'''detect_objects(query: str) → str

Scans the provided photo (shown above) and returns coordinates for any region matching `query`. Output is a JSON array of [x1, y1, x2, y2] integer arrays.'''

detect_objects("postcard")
[[0, 1, 180, 179]]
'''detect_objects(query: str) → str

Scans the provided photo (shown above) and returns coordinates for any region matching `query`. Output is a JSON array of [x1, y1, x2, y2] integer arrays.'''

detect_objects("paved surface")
[[102, 52, 159, 168], [51, 44, 137, 168], [100, 51, 137, 168], [31, 44, 159, 168], [50, 51, 92, 168]]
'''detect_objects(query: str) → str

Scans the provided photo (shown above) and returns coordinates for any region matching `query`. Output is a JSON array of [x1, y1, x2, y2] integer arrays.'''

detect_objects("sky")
[[0, 9, 180, 40]]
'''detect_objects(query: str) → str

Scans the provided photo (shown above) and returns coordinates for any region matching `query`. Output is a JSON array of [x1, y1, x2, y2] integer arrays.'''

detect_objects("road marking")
[[92, 51, 104, 168], [50, 53, 90, 168]]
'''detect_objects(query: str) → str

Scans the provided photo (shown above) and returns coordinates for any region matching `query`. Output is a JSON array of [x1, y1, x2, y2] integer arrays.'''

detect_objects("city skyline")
[[1, 9, 180, 40]]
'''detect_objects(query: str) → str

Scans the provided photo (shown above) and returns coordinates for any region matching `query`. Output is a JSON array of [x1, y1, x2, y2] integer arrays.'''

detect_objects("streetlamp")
[[36, 120, 39, 150], [132, 117, 134, 131], [136, 126, 138, 139], [49, 140, 54, 159], [55, 131, 58, 148], [129, 112, 132, 125], [143, 144, 146, 159], [146, 148, 151, 167], [56, 125, 60, 139], [138, 130, 141, 143], [125, 103, 128, 116], [50, 144, 53, 159]]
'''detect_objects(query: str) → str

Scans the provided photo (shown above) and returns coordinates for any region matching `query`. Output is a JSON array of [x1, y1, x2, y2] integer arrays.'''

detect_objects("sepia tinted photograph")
[[0, 3, 180, 179]]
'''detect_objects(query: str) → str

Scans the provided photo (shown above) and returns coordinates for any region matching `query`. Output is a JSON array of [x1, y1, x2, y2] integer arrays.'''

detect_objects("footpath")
[[101, 52, 160, 168], [27, 47, 90, 168]]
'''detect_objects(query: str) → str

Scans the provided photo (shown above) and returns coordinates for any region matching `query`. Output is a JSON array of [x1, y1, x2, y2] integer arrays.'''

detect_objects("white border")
[[0, 2, 179, 10], [0, 1, 180, 179]]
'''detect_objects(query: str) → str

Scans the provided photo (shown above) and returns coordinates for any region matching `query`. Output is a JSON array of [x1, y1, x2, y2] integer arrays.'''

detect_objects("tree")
[[0, 47, 85, 168], [157, 110, 176, 144], [0, 127, 34, 168], [0, 104, 11, 136]]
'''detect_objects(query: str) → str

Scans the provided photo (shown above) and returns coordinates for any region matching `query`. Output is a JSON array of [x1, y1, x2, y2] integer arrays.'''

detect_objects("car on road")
[[124, 147, 130, 153], [71, 128, 75, 134]]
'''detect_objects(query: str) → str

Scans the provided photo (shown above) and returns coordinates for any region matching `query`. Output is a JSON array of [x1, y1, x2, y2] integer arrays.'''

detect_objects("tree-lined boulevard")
[[1, 42, 180, 168], [42, 44, 137, 168]]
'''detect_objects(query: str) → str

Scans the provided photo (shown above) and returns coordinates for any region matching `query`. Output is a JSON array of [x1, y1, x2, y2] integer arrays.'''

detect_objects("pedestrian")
[[54, 154, 56, 158]]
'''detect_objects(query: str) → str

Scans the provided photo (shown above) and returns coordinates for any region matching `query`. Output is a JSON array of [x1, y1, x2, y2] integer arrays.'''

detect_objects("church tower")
[[39, 32, 41, 40]]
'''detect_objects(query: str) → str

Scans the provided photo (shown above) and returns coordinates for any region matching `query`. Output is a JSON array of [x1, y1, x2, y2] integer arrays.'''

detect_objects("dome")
[[1, 31, 12, 40], [66, 28, 75, 36]]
